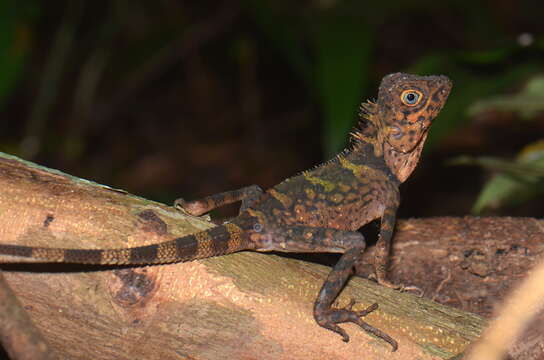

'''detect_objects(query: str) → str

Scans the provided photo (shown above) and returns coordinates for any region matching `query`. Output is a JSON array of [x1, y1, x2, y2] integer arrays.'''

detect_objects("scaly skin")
[[0, 73, 452, 351]]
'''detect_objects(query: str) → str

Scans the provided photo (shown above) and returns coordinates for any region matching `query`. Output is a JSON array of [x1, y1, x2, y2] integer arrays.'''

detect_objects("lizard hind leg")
[[312, 236, 398, 351], [256, 225, 397, 351]]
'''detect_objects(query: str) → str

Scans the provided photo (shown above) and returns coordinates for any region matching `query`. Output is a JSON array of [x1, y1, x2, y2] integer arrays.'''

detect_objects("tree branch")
[[0, 152, 517, 359]]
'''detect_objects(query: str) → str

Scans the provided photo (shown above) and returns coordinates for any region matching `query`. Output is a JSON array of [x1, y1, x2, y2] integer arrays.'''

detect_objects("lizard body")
[[0, 73, 451, 351]]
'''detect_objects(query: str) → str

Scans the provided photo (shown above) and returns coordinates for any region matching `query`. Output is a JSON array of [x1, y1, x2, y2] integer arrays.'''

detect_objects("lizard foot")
[[370, 274, 424, 297], [314, 300, 398, 351]]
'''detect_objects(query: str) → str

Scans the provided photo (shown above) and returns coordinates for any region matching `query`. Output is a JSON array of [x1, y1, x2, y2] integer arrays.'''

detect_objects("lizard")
[[0, 72, 451, 352]]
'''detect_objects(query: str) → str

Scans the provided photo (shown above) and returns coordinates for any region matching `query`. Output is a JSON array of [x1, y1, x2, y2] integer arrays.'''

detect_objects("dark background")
[[1, 0, 543, 219]]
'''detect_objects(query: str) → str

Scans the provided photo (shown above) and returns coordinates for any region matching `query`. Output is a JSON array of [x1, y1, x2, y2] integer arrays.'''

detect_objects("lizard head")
[[352, 73, 451, 182], [376, 72, 451, 154]]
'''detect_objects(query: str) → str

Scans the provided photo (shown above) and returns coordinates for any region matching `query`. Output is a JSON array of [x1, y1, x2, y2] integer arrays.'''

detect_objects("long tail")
[[0, 222, 251, 265]]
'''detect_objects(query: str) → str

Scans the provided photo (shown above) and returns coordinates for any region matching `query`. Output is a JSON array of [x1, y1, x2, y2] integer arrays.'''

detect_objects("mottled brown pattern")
[[0, 73, 451, 353], [268, 189, 293, 208]]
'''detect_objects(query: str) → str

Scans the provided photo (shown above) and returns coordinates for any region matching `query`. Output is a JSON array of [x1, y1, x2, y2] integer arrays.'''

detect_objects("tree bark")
[[2, 151, 534, 360]]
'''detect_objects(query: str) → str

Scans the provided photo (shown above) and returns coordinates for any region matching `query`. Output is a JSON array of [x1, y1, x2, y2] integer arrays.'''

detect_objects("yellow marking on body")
[[247, 209, 267, 224], [339, 156, 387, 181], [195, 231, 214, 257], [304, 175, 336, 192], [339, 156, 367, 177], [225, 223, 243, 252], [269, 189, 292, 208]]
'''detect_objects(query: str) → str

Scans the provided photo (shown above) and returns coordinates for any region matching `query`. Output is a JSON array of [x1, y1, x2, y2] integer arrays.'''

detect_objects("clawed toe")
[[355, 302, 378, 317], [373, 274, 424, 296], [376, 276, 403, 290], [344, 298, 357, 311], [403, 285, 424, 297], [377, 278, 424, 297], [314, 301, 397, 351]]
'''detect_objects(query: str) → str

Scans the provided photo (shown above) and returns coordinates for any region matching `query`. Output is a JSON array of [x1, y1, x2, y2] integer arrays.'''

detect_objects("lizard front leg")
[[374, 205, 421, 294], [373, 205, 399, 289], [175, 185, 263, 216], [254, 225, 397, 351]]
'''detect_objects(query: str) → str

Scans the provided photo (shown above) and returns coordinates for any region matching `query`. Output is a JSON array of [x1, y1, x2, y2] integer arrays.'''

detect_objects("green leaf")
[[451, 140, 544, 214], [468, 75, 544, 119], [472, 173, 544, 214]]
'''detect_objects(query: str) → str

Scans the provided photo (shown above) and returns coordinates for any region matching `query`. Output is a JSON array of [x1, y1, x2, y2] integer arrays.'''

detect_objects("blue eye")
[[401, 90, 422, 106]]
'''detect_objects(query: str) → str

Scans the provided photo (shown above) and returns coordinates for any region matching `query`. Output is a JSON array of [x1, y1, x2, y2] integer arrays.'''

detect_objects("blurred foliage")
[[0, 0, 542, 215], [245, 1, 373, 156], [451, 73, 544, 214], [2, 0, 543, 156], [451, 140, 544, 214], [0, 1, 34, 110], [468, 75, 544, 119], [245, 1, 544, 156]]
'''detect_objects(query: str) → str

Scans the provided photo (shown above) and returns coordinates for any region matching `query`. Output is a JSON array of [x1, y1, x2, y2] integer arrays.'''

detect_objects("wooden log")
[[0, 152, 491, 360]]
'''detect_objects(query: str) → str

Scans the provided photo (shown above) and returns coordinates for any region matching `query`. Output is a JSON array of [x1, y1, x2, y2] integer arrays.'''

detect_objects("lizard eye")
[[401, 90, 422, 106]]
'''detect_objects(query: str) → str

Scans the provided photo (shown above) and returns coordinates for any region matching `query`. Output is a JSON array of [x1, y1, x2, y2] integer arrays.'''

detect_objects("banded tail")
[[0, 223, 250, 265]]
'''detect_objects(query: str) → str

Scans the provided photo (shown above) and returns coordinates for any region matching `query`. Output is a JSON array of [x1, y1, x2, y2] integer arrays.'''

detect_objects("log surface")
[[0, 152, 503, 360]]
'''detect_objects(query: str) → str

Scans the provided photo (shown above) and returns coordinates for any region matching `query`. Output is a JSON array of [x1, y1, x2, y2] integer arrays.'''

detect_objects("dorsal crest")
[[349, 101, 379, 149]]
